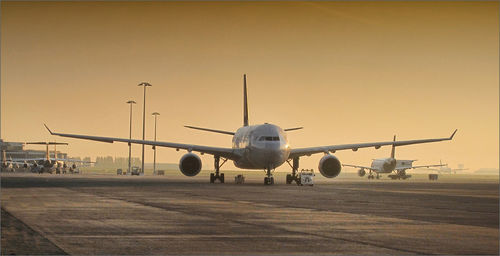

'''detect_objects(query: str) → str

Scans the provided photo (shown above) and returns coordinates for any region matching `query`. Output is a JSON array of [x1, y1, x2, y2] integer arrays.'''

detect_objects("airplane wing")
[[44, 125, 241, 160], [395, 163, 447, 171], [342, 164, 377, 171], [289, 129, 457, 159]]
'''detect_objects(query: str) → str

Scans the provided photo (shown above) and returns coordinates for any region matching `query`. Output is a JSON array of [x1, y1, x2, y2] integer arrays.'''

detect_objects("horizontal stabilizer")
[[184, 125, 235, 135], [284, 127, 303, 132], [25, 142, 68, 145]]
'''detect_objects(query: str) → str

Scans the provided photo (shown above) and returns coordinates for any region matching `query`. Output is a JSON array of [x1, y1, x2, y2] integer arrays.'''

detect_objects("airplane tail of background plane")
[[243, 74, 249, 127], [390, 135, 396, 158], [2, 150, 6, 165]]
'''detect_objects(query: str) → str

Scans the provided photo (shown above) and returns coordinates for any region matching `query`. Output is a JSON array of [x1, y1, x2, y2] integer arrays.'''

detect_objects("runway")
[[1, 173, 498, 255]]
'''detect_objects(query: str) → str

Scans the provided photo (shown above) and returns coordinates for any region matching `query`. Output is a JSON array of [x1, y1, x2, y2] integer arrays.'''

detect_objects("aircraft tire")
[[210, 173, 215, 183], [220, 173, 225, 183]]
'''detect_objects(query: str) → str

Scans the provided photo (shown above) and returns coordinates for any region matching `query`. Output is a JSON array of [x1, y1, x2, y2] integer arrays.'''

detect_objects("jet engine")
[[358, 168, 366, 177], [72, 164, 77, 169], [179, 153, 202, 177], [23, 163, 29, 168], [318, 154, 341, 178]]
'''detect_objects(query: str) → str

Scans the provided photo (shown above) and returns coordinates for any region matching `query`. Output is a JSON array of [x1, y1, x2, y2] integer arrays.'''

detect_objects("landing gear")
[[285, 157, 301, 185], [264, 176, 274, 185], [264, 166, 275, 185], [210, 156, 227, 183]]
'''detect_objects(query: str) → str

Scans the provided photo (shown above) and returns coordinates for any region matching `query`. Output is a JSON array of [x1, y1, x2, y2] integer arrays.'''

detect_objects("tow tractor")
[[388, 170, 412, 180]]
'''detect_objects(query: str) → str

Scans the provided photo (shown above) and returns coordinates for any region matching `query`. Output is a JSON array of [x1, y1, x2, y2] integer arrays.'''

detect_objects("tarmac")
[[1, 172, 498, 255]]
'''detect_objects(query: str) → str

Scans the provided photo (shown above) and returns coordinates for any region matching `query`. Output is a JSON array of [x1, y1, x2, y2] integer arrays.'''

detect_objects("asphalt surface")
[[1, 173, 498, 255]]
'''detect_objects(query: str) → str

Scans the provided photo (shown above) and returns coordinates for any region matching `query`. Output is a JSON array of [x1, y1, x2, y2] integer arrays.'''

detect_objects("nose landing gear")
[[264, 166, 275, 185]]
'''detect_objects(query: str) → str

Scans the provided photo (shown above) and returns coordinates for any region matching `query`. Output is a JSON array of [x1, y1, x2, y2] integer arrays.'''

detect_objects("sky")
[[1, 1, 498, 172]]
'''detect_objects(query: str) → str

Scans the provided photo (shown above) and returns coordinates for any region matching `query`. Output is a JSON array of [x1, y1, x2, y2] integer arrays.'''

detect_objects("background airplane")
[[419, 160, 468, 174], [343, 137, 447, 180], [45, 74, 457, 185]]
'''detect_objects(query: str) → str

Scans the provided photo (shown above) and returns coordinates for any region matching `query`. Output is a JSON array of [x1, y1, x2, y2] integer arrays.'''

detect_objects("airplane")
[[343, 136, 447, 180], [419, 160, 468, 174], [44, 74, 457, 185], [18, 142, 69, 173], [1, 151, 16, 172]]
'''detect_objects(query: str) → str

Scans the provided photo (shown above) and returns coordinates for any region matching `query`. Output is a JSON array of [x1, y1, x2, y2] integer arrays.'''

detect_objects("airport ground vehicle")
[[235, 174, 245, 184], [299, 169, 315, 186], [131, 166, 141, 176], [429, 174, 439, 180]]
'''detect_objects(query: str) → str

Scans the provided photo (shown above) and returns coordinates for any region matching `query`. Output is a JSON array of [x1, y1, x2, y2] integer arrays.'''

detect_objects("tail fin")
[[390, 135, 396, 158], [243, 74, 249, 126]]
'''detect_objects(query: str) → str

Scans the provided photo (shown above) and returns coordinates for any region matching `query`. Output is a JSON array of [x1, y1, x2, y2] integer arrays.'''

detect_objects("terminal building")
[[0, 140, 68, 161]]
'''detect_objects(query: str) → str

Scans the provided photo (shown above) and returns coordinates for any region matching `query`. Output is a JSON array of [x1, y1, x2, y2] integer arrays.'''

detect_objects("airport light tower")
[[152, 112, 160, 175], [138, 82, 152, 175], [126, 100, 136, 175]]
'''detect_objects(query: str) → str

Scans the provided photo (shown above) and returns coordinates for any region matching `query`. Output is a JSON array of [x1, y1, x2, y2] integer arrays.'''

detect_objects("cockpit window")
[[259, 136, 280, 141]]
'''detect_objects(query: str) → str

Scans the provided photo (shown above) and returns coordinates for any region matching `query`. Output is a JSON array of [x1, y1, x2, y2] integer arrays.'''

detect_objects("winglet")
[[44, 124, 54, 135], [449, 129, 458, 140]]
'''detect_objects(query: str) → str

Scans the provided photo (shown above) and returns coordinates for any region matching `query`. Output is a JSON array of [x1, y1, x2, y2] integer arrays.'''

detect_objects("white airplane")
[[44, 74, 457, 185], [19, 142, 69, 173], [343, 136, 447, 180]]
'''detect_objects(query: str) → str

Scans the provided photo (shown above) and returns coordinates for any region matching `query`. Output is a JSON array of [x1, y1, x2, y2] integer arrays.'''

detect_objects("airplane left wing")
[[289, 130, 457, 159], [342, 164, 377, 171], [44, 125, 240, 160]]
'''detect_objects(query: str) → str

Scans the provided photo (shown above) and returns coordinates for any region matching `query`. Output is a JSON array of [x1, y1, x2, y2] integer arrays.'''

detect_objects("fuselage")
[[231, 123, 290, 170], [371, 157, 397, 173]]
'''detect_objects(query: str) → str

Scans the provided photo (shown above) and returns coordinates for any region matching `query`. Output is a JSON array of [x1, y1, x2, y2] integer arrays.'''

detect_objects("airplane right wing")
[[342, 164, 377, 171], [289, 129, 457, 159], [44, 125, 241, 160]]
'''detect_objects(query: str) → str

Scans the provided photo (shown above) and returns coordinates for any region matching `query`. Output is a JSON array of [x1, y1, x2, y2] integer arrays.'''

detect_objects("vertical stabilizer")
[[390, 135, 396, 158], [243, 74, 249, 126]]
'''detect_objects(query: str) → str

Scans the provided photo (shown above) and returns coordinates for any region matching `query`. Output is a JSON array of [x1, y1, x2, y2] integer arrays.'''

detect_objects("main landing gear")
[[285, 157, 301, 185], [264, 166, 275, 185], [367, 171, 380, 180], [210, 156, 228, 183]]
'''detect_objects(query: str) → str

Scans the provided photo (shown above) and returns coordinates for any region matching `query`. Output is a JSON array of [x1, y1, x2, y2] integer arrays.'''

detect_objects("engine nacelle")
[[318, 154, 342, 178], [358, 168, 366, 177], [179, 153, 202, 177], [23, 163, 29, 168], [72, 164, 77, 169]]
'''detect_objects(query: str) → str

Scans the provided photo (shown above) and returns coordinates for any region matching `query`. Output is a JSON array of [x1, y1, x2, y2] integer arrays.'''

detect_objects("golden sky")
[[1, 1, 498, 172]]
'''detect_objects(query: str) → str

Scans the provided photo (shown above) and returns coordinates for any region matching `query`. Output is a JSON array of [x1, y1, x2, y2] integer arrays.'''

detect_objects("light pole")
[[138, 82, 152, 175], [126, 100, 136, 175], [152, 112, 160, 175]]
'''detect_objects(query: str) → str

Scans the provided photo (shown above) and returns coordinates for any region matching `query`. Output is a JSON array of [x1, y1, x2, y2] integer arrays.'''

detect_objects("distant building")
[[1, 139, 68, 161]]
